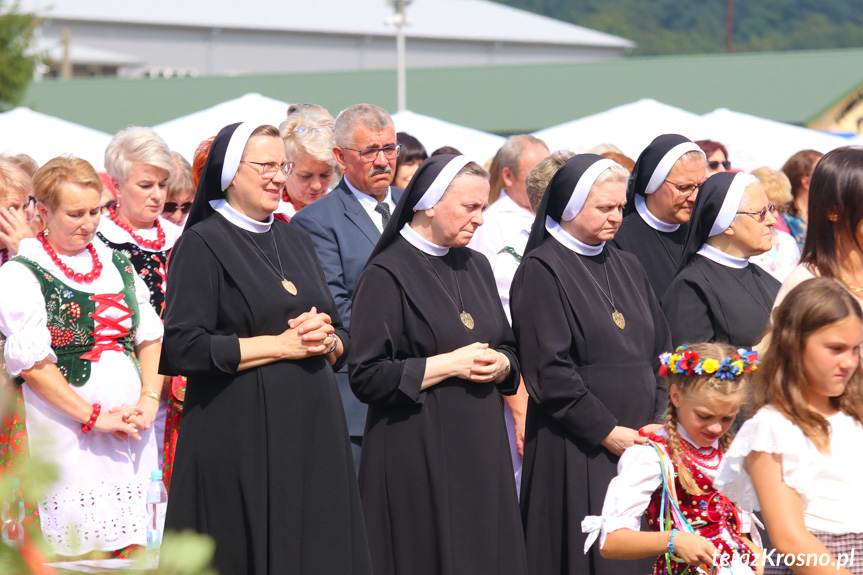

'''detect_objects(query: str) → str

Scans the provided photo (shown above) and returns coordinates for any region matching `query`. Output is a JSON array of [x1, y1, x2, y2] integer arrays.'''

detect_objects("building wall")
[[39, 19, 625, 77]]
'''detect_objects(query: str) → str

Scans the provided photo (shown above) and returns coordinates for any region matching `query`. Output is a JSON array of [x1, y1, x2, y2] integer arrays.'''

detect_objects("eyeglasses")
[[664, 180, 703, 197], [736, 204, 775, 223], [241, 161, 294, 179], [26, 196, 36, 208], [100, 200, 116, 215], [163, 201, 193, 215], [291, 125, 333, 138], [342, 144, 401, 163], [707, 160, 732, 171]]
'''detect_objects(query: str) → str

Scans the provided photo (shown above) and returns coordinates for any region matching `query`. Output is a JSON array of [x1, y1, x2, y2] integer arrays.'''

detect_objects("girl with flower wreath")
[[715, 277, 863, 575], [583, 342, 763, 575]]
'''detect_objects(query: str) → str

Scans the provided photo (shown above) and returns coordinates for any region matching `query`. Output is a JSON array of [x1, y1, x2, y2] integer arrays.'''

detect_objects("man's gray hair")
[[334, 104, 394, 148], [497, 134, 549, 177]]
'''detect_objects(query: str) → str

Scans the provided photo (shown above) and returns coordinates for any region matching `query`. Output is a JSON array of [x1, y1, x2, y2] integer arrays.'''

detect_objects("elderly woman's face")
[[228, 136, 288, 221], [284, 150, 333, 210], [726, 183, 776, 258], [564, 178, 627, 246], [115, 163, 169, 229], [427, 175, 489, 248], [39, 183, 101, 256]]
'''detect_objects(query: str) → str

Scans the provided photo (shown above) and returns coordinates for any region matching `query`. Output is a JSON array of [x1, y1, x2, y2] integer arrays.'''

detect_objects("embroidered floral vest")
[[97, 233, 169, 317], [13, 252, 141, 387], [645, 436, 755, 575]]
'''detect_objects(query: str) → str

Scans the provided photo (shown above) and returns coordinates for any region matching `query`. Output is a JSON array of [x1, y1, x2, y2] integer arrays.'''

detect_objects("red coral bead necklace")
[[109, 205, 166, 250], [37, 231, 102, 283]]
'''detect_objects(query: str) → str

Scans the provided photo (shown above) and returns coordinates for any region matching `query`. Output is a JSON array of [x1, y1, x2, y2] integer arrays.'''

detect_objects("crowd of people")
[[0, 101, 861, 575]]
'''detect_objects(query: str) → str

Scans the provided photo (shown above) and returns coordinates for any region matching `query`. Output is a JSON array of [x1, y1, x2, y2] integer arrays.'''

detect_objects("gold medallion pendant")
[[460, 311, 475, 330], [612, 310, 626, 330], [282, 279, 298, 296]]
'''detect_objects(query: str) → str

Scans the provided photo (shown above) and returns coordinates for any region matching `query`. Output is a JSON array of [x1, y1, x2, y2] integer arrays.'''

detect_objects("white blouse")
[[715, 405, 863, 534], [582, 426, 755, 552], [0, 238, 163, 375]]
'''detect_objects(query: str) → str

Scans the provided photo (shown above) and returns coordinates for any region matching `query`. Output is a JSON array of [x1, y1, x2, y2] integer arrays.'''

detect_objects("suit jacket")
[[291, 178, 403, 436]]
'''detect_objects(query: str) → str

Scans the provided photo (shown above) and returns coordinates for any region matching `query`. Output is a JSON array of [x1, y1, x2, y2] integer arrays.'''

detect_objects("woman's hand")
[[469, 348, 510, 383], [93, 409, 142, 441], [269, 307, 336, 360], [0, 205, 33, 255], [671, 531, 718, 569], [601, 426, 646, 456], [110, 394, 159, 432]]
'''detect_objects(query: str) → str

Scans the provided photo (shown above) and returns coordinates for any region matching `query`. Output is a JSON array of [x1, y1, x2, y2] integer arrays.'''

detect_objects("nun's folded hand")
[[276, 307, 335, 359], [469, 348, 508, 383], [443, 342, 490, 380]]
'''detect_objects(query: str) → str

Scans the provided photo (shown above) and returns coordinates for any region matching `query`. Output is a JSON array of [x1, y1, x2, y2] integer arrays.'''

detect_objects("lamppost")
[[385, 0, 412, 112]]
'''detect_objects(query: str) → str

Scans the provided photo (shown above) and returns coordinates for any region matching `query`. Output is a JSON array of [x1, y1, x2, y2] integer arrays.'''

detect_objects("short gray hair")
[[167, 152, 194, 200], [279, 108, 336, 167], [105, 126, 174, 183], [497, 134, 549, 177], [334, 104, 393, 148]]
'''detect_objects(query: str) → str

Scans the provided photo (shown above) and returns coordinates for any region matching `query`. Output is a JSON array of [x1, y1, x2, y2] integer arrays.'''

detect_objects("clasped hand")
[[278, 306, 335, 359], [450, 342, 509, 383]]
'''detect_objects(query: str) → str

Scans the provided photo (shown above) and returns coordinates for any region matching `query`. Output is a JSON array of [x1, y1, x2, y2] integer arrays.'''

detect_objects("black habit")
[[349, 155, 526, 575], [612, 133, 704, 300], [662, 255, 780, 348], [160, 122, 370, 575], [612, 212, 687, 299], [511, 154, 671, 575], [661, 171, 780, 349]]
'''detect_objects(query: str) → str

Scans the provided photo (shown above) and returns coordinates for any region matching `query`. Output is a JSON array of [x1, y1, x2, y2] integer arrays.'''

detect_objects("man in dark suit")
[[291, 103, 402, 472]]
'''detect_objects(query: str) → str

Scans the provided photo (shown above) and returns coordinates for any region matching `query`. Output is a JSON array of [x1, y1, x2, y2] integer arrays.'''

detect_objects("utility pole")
[[726, 0, 734, 53], [386, 1, 412, 112]]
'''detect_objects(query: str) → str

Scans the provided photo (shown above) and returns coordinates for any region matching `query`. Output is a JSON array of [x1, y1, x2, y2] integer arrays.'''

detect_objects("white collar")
[[636, 194, 680, 233], [696, 243, 749, 269], [545, 216, 604, 256], [345, 176, 392, 207], [495, 189, 535, 217], [400, 223, 449, 256], [210, 199, 273, 233]]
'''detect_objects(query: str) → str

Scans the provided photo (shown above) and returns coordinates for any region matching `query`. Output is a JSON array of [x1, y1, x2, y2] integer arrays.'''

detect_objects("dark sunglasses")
[[162, 201, 193, 215], [737, 204, 775, 223], [707, 160, 732, 171]]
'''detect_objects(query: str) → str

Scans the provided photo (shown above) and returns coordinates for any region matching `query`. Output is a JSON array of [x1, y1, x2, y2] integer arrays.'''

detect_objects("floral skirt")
[[162, 375, 186, 493]]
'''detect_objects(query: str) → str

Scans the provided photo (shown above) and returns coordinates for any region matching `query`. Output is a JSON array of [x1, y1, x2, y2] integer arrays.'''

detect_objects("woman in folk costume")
[[349, 154, 526, 575], [511, 153, 671, 575], [0, 156, 163, 557]]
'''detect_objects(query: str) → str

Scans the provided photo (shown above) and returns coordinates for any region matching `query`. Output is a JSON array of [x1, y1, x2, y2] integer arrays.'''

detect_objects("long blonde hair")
[[664, 342, 748, 495], [755, 277, 863, 453]]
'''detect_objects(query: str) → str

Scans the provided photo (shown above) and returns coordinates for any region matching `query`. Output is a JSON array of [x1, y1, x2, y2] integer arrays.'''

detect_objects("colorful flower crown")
[[658, 344, 758, 380]]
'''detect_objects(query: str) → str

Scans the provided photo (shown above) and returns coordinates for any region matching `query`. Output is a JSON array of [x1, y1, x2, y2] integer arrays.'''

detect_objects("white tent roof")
[[153, 93, 292, 160], [392, 110, 504, 165], [692, 108, 853, 171], [23, 0, 634, 48], [533, 99, 704, 159], [0, 107, 111, 171]]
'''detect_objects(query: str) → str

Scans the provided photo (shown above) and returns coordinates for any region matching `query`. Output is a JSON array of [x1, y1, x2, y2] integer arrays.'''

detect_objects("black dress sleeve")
[[511, 258, 617, 448], [160, 231, 241, 376], [348, 265, 427, 407]]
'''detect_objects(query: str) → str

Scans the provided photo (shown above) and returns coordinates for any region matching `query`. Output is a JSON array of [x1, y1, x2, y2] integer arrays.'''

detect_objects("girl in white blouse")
[[716, 277, 863, 575], [584, 341, 762, 575]]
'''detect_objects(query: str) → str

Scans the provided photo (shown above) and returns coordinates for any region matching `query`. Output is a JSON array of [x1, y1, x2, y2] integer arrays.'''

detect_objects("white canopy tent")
[[391, 110, 505, 165], [153, 93, 292, 160], [0, 107, 112, 171], [533, 99, 704, 159], [692, 108, 853, 172]]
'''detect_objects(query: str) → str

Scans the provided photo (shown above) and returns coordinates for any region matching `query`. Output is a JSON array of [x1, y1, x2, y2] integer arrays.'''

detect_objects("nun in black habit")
[[612, 134, 707, 299], [661, 171, 781, 348], [511, 154, 670, 575], [160, 122, 371, 575], [349, 154, 527, 575]]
